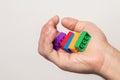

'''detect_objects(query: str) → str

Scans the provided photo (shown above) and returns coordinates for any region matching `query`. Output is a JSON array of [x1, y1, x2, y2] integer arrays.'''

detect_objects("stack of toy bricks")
[[53, 31, 91, 53]]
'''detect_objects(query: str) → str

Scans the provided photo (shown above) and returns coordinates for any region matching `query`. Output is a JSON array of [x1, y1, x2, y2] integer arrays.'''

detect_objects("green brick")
[[75, 31, 91, 52]]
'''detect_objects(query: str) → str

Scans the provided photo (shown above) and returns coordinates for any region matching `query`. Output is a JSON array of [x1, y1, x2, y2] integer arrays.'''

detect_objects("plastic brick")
[[75, 31, 91, 52], [53, 32, 66, 50], [68, 32, 80, 53], [60, 32, 73, 49], [64, 33, 74, 53]]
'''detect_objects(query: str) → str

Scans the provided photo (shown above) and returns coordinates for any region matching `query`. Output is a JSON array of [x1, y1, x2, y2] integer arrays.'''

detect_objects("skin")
[[38, 16, 120, 80]]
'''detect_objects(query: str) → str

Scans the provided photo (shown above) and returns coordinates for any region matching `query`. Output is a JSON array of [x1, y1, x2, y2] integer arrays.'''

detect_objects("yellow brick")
[[68, 32, 80, 53]]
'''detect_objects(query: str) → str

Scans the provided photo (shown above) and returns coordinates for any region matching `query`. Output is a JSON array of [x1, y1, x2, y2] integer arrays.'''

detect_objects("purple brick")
[[53, 32, 66, 50]]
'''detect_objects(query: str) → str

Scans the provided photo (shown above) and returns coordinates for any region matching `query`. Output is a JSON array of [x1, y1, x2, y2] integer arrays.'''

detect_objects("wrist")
[[99, 43, 120, 80]]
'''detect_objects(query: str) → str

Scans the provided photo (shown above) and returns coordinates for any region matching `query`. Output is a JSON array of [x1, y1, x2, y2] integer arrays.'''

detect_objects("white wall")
[[0, 0, 120, 80]]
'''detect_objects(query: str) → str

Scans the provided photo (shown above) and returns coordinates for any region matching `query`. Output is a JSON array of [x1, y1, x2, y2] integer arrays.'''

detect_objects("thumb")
[[61, 17, 86, 32]]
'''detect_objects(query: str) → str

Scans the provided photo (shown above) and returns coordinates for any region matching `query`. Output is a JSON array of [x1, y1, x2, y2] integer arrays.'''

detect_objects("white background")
[[0, 0, 120, 80]]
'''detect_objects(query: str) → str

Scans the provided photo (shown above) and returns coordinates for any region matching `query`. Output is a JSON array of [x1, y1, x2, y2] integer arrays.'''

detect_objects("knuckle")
[[44, 30, 49, 37], [38, 47, 43, 55], [38, 44, 46, 56], [69, 24, 75, 30], [44, 27, 54, 38], [38, 48, 48, 58], [38, 45, 50, 58]]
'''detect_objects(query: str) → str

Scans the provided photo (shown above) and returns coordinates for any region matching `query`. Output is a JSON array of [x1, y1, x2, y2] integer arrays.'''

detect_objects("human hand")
[[38, 16, 120, 80]]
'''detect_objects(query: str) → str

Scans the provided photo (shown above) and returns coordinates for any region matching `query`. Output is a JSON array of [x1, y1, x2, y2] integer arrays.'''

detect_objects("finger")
[[38, 15, 59, 55], [61, 17, 86, 32], [38, 16, 64, 66], [44, 27, 57, 54], [42, 15, 59, 34]]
